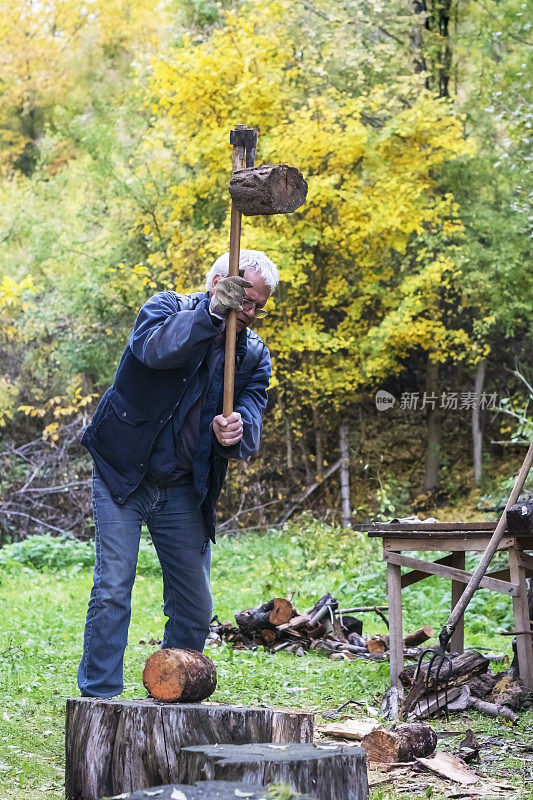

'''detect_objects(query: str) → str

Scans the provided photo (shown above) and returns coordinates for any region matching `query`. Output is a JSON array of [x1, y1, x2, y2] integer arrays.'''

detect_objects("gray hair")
[[205, 250, 279, 292]]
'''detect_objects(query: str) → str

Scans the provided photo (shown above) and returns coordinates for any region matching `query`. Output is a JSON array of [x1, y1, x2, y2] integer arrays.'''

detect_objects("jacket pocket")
[[108, 388, 150, 426]]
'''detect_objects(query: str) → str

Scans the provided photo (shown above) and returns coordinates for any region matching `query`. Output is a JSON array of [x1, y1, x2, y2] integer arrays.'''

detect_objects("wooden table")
[[353, 522, 533, 690]]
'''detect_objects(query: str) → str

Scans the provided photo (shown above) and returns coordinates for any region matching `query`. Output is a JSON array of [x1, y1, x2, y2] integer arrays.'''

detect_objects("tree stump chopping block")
[[178, 743, 368, 800], [65, 699, 314, 800], [103, 781, 319, 799]]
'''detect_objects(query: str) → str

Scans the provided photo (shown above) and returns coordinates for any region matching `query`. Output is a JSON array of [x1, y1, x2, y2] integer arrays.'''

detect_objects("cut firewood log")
[[332, 618, 349, 642], [308, 593, 338, 622], [361, 723, 437, 764], [177, 742, 369, 800], [400, 651, 489, 718], [403, 627, 434, 648], [468, 671, 500, 698], [406, 686, 468, 720], [260, 629, 277, 646], [469, 695, 519, 723], [400, 650, 489, 693], [142, 649, 217, 702], [277, 614, 311, 631], [348, 632, 367, 648], [367, 636, 389, 655], [65, 699, 314, 800], [229, 164, 308, 216], [234, 598, 295, 633]]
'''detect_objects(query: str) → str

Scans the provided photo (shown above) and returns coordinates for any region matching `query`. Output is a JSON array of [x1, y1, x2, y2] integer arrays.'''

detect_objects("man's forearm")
[[130, 295, 222, 369]]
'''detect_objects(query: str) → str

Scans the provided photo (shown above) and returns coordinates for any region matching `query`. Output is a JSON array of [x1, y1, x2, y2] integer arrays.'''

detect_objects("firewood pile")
[[206, 593, 434, 662], [395, 649, 527, 723]]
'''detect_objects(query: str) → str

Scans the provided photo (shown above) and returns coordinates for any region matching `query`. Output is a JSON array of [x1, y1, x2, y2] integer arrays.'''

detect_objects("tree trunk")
[[361, 723, 437, 764], [142, 648, 217, 702], [472, 360, 486, 486], [313, 407, 323, 478], [285, 411, 293, 471], [410, 0, 429, 78], [178, 742, 369, 800], [229, 164, 308, 216], [65, 699, 314, 800], [423, 358, 441, 493], [339, 419, 351, 528]]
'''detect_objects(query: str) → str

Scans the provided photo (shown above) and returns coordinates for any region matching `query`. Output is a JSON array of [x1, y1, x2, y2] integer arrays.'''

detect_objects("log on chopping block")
[[106, 780, 319, 799], [235, 597, 295, 633], [65, 698, 314, 800], [229, 164, 308, 215], [178, 742, 368, 800], [142, 648, 217, 702], [361, 722, 437, 764]]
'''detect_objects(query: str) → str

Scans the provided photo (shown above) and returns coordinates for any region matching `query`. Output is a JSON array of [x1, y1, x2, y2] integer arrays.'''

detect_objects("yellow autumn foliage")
[[127, 0, 475, 411]]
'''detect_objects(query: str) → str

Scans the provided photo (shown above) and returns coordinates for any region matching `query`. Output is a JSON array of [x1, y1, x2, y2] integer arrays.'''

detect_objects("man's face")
[[211, 268, 271, 333]]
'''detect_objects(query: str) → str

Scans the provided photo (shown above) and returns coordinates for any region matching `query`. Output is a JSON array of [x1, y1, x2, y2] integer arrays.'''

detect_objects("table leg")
[[450, 552, 465, 654], [509, 544, 533, 689], [387, 561, 404, 686]]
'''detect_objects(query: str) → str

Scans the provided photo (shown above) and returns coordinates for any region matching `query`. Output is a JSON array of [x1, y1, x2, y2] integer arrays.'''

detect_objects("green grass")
[[0, 517, 531, 799]]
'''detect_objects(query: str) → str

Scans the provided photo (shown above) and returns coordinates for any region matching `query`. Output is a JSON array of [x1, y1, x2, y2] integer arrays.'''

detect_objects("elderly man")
[[78, 249, 278, 698]]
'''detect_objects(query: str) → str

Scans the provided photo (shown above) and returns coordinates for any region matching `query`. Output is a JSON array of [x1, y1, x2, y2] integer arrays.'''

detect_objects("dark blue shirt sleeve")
[[129, 292, 222, 370], [213, 343, 271, 461]]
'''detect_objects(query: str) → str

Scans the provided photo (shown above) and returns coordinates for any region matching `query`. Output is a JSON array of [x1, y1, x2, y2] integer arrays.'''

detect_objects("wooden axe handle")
[[223, 126, 247, 417]]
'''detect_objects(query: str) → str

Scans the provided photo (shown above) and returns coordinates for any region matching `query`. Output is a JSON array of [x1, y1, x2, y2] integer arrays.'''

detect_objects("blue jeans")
[[77, 470, 212, 698]]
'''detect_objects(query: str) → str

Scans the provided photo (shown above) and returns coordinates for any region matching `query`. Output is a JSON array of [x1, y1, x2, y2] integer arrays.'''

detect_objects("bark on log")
[[229, 164, 308, 216], [178, 742, 368, 800], [142, 648, 217, 702], [65, 699, 314, 800], [235, 598, 295, 633], [400, 650, 490, 718], [400, 650, 489, 692], [469, 695, 519, 724], [361, 723, 437, 764]]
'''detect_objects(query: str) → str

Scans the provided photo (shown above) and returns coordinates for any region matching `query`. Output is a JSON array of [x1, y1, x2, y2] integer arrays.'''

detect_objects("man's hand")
[[210, 276, 253, 318], [213, 412, 244, 447]]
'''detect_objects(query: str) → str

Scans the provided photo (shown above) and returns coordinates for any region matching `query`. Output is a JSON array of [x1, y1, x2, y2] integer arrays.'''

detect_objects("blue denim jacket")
[[81, 291, 271, 539]]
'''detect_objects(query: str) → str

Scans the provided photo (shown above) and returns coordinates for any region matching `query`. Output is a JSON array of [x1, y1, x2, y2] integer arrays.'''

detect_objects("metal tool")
[[411, 440, 533, 717]]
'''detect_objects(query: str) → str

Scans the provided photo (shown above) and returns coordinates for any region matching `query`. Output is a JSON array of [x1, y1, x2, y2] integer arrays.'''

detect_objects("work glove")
[[209, 275, 253, 318]]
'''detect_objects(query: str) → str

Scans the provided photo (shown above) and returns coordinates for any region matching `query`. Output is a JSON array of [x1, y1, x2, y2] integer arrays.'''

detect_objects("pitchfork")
[[411, 440, 533, 718]]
